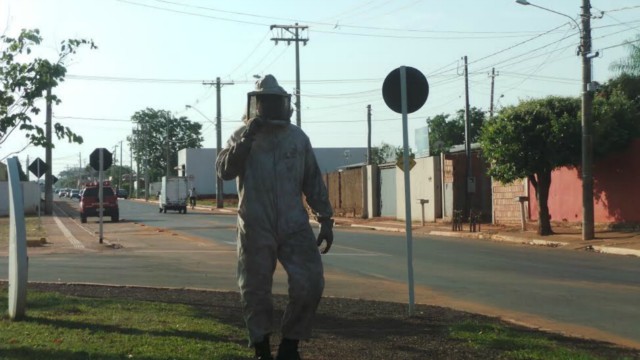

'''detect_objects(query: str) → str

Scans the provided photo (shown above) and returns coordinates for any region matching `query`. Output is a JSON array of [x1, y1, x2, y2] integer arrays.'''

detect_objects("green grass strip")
[[0, 291, 250, 360]]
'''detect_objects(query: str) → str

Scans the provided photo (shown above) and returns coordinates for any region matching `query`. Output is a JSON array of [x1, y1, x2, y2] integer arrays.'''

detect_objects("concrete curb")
[[349, 224, 406, 233], [591, 246, 640, 257], [350, 225, 640, 258]]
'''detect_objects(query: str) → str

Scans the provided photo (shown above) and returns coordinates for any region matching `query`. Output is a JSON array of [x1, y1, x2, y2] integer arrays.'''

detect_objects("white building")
[[177, 147, 368, 197]]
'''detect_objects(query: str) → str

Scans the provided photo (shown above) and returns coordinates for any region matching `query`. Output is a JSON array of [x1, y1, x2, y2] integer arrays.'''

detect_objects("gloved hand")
[[316, 218, 334, 254], [242, 117, 265, 141]]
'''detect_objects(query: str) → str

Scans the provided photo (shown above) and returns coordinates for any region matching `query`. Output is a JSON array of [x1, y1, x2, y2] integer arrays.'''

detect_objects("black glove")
[[316, 218, 334, 254], [242, 117, 265, 141]]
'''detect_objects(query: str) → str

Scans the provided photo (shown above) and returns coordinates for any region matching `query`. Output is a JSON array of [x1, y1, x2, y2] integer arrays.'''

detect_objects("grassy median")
[[0, 290, 250, 360]]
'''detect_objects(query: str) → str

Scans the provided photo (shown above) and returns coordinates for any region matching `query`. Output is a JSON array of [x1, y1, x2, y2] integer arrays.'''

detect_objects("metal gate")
[[443, 182, 454, 218], [379, 165, 396, 217]]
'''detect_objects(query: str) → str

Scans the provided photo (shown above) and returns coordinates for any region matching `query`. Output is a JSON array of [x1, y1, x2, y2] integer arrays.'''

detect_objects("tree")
[[480, 96, 581, 235], [0, 29, 96, 160], [592, 89, 640, 158], [128, 108, 204, 181], [609, 34, 640, 76], [369, 142, 396, 165], [427, 107, 485, 155]]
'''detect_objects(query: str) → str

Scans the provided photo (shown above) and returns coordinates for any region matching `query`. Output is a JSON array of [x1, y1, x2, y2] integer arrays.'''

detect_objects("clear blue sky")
[[2, 0, 639, 176]]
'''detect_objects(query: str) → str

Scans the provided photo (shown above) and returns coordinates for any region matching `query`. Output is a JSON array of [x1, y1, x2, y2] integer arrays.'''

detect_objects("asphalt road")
[[2, 198, 640, 348]]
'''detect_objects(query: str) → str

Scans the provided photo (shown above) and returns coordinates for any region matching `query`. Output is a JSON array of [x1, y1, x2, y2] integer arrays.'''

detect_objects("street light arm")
[[185, 105, 213, 123], [516, 1, 581, 31]]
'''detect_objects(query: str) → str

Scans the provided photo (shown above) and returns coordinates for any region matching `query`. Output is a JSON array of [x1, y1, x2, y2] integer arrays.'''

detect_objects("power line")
[[146, 0, 563, 37], [602, 5, 640, 13]]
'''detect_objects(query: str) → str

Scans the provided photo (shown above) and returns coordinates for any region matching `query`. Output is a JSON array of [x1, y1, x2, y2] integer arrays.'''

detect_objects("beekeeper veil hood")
[[246, 74, 292, 123]]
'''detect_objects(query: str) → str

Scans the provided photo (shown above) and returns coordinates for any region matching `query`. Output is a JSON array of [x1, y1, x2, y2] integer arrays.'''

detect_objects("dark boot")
[[254, 336, 273, 360], [275, 338, 301, 360]]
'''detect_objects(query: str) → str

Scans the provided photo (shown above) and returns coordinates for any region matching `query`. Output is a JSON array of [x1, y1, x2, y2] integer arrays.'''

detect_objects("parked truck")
[[159, 176, 189, 214]]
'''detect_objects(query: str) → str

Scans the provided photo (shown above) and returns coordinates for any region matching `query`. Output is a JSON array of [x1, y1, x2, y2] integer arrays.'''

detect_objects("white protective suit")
[[216, 116, 333, 346]]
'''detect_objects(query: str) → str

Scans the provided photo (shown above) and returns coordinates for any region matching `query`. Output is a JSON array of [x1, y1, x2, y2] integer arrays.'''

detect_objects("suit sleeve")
[[216, 127, 252, 181], [302, 138, 333, 219]]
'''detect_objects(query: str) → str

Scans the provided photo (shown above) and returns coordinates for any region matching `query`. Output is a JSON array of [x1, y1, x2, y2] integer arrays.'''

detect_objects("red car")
[[79, 181, 119, 223]]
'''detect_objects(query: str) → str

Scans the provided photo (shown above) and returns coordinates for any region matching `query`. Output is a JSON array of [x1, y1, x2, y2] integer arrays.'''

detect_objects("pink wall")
[[529, 139, 640, 223]]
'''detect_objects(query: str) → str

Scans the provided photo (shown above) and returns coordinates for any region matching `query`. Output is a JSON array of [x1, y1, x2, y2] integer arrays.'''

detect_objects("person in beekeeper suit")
[[216, 74, 334, 360]]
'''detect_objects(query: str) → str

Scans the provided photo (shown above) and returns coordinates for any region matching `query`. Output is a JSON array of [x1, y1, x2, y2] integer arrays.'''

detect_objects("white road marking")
[[53, 215, 85, 249]]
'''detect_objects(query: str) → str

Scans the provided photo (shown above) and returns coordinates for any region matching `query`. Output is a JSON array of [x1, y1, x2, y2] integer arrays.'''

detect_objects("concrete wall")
[[492, 179, 528, 224], [0, 181, 41, 216], [395, 155, 442, 222], [528, 139, 640, 223]]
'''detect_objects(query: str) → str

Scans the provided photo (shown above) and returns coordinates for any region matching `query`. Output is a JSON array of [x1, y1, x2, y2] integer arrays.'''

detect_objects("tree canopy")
[[0, 29, 96, 160], [480, 96, 581, 235], [609, 34, 640, 76], [427, 107, 485, 155], [128, 108, 204, 182]]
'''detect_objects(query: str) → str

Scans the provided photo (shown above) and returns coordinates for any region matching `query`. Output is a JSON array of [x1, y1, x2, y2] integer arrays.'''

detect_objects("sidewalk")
[[337, 215, 640, 258]]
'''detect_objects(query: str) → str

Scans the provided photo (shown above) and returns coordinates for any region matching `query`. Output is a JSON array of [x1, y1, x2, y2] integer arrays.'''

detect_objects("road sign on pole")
[[90, 148, 112, 171], [382, 66, 429, 317], [28, 157, 48, 179]]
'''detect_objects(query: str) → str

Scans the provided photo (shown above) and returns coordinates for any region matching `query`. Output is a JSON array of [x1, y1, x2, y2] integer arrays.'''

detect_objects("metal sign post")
[[382, 66, 429, 316], [99, 149, 104, 243], [28, 157, 48, 221]]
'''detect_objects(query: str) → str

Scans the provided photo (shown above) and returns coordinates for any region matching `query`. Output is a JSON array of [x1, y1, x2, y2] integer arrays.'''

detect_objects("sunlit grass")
[[449, 320, 621, 360], [0, 290, 250, 360]]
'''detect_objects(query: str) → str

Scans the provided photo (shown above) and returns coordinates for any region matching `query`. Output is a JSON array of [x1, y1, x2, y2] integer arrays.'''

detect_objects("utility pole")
[[270, 23, 309, 128], [488, 67, 499, 119], [581, 0, 594, 240], [44, 87, 53, 215], [135, 125, 140, 198], [366, 104, 372, 165], [129, 139, 133, 195], [165, 115, 170, 177], [78, 152, 82, 186], [203, 77, 234, 208], [463, 56, 472, 218], [119, 140, 123, 190]]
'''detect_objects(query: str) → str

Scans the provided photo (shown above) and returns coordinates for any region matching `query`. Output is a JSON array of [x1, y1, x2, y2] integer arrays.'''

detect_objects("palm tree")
[[609, 34, 640, 75]]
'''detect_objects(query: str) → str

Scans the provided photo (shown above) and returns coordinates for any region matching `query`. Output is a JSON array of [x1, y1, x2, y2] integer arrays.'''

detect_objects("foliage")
[[128, 108, 203, 181], [427, 107, 485, 155], [592, 89, 640, 158], [368, 142, 415, 165], [480, 97, 581, 183], [608, 34, 640, 76], [480, 96, 581, 235], [599, 73, 640, 101], [0, 29, 96, 160], [369, 142, 396, 165], [394, 145, 415, 163]]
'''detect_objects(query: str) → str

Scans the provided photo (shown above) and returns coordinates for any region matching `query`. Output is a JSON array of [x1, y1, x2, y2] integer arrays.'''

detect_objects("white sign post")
[[7, 157, 28, 320], [382, 66, 429, 316]]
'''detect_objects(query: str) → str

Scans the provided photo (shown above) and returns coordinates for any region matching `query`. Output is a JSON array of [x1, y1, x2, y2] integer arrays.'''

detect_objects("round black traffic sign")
[[382, 66, 429, 114], [90, 148, 113, 171]]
